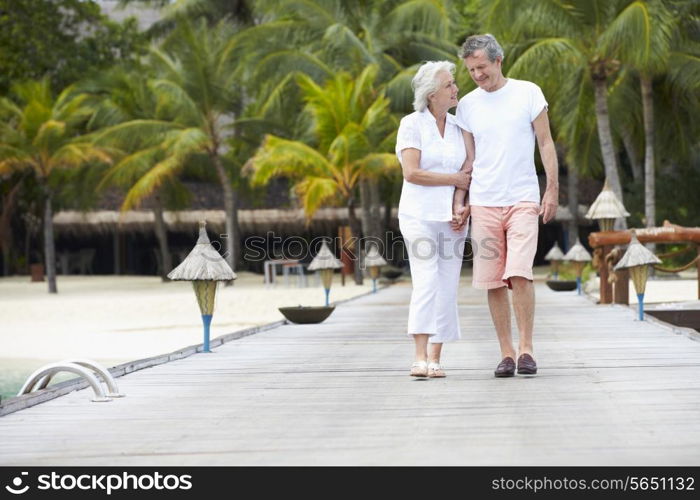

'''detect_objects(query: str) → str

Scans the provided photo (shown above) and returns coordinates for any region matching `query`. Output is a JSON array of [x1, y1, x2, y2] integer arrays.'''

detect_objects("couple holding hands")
[[397, 34, 559, 379]]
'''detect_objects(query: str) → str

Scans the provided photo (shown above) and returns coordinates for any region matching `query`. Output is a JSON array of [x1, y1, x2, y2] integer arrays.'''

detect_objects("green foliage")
[[0, 0, 146, 95], [250, 66, 400, 217]]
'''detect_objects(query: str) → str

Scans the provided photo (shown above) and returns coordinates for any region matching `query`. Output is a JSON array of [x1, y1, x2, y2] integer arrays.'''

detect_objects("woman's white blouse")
[[395, 109, 466, 221]]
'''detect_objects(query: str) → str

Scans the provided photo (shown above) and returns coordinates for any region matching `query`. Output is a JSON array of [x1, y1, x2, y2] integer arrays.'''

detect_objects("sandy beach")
[[0, 272, 373, 399]]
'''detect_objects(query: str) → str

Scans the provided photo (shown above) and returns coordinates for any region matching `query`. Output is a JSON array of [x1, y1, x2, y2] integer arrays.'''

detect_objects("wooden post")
[[613, 268, 629, 305], [599, 245, 612, 304]]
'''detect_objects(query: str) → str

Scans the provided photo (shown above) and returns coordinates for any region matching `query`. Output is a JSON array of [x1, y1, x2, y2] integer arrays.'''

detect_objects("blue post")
[[201, 314, 213, 352], [637, 293, 645, 321], [553, 272, 559, 280], [372, 279, 377, 293], [324, 288, 330, 306], [576, 277, 582, 295]]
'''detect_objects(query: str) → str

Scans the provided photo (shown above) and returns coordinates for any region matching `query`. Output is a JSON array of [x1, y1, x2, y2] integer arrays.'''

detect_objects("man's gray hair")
[[411, 60, 455, 112], [458, 33, 504, 62]]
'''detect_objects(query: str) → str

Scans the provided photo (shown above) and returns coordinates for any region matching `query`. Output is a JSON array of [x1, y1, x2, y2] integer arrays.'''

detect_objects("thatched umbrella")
[[168, 221, 236, 352], [563, 238, 592, 295], [585, 179, 630, 231], [364, 243, 387, 293], [544, 242, 565, 280], [308, 241, 342, 306], [614, 230, 662, 320]]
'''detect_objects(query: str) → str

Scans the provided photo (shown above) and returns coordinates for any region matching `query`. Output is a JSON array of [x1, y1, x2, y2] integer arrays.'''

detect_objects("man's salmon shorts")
[[470, 202, 540, 290]]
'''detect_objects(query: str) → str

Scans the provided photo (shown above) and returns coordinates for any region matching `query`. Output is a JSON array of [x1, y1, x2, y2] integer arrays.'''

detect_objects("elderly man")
[[453, 34, 559, 377]]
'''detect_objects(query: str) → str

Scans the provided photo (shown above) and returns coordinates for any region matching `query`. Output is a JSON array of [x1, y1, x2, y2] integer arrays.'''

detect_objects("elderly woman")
[[396, 60, 471, 378]]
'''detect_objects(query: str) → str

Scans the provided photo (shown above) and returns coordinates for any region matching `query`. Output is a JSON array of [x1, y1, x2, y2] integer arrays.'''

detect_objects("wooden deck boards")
[[1, 281, 699, 465]]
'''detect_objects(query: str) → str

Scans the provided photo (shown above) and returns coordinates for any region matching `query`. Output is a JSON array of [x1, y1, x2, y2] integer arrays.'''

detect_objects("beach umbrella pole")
[[576, 276, 582, 295], [637, 293, 645, 321], [324, 288, 330, 307]]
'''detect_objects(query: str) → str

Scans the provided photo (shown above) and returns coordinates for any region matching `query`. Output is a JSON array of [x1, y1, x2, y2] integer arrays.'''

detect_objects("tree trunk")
[[621, 126, 643, 184], [43, 191, 57, 293], [152, 195, 172, 281], [0, 179, 22, 276], [641, 75, 656, 265], [347, 198, 364, 285], [383, 197, 392, 239], [211, 152, 238, 280], [2, 246, 10, 276], [359, 180, 372, 239], [232, 195, 241, 268], [369, 178, 383, 241], [641, 75, 655, 229], [593, 78, 626, 229], [567, 162, 579, 250]]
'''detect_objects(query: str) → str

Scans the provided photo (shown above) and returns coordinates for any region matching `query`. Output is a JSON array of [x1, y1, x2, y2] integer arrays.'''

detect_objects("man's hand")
[[540, 185, 558, 224], [450, 205, 470, 232]]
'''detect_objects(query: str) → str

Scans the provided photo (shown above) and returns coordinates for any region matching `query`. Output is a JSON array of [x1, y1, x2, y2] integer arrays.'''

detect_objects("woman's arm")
[[401, 148, 470, 189]]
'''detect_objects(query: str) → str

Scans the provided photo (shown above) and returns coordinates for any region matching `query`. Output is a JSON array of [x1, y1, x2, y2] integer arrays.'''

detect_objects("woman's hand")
[[450, 204, 470, 232], [452, 171, 471, 190]]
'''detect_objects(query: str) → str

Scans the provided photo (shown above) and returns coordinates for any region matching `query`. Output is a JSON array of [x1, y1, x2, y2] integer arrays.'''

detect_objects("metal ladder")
[[17, 359, 125, 403]]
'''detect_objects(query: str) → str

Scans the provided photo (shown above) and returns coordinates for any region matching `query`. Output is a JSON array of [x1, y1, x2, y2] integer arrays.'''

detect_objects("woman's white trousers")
[[399, 214, 466, 343]]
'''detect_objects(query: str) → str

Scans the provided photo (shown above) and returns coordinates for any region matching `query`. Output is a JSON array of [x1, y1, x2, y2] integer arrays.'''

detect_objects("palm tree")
[[234, 0, 463, 241], [86, 66, 194, 280], [481, 0, 663, 208], [93, 19, 249, 273], [249, 66, 399, 284], [602, 0, 700, 230], [0, 79, 111, 293]]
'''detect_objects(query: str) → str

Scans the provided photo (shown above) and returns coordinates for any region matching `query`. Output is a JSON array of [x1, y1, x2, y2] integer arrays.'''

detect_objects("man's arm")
[[450, 130, 474, 230], [401, 148, 470, 189], [533, 109, 558, 224]]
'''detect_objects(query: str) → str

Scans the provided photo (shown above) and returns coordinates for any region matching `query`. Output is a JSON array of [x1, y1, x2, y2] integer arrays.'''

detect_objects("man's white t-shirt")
[[455, 78, 547, 207]]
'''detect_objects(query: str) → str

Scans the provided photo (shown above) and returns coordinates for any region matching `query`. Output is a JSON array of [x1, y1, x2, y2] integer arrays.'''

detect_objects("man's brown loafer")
[[517, 353, 538, 375], [494, 356, 515, 377]]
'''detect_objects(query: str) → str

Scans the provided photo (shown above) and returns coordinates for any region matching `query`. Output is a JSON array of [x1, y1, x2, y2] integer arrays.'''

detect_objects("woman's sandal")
[[428, 362, 446, 378], [410, 360, 428, 377]]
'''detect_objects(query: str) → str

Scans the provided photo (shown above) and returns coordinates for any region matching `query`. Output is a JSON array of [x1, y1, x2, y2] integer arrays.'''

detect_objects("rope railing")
[[653, 255, 700, 274]]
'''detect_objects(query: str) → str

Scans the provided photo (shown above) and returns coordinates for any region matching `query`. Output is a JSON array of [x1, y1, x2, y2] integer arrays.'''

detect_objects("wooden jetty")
[[1, 281, 699, 465]]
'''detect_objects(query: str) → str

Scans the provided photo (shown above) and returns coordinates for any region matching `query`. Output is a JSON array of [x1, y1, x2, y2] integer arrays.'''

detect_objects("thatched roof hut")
[[52, 208, 396, 237]]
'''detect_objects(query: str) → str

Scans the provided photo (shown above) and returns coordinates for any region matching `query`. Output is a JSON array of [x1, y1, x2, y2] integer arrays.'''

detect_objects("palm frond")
[[122, 154, 186, 210], [93, 119, 183, 150], [32, 120, 66, 154], [599, 0, 674, 74], [249, 135, 334, 186], [99, 146, 163, 190], [50, 143, 113, 172], [295, 175, 340, 217]]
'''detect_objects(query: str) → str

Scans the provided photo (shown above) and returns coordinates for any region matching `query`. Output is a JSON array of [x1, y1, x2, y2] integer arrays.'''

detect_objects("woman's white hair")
[[411, 60, 456, 112]]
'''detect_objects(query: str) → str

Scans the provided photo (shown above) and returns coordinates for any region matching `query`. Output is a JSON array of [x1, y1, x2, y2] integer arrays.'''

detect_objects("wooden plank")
[[0, 281, 699, 465]]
